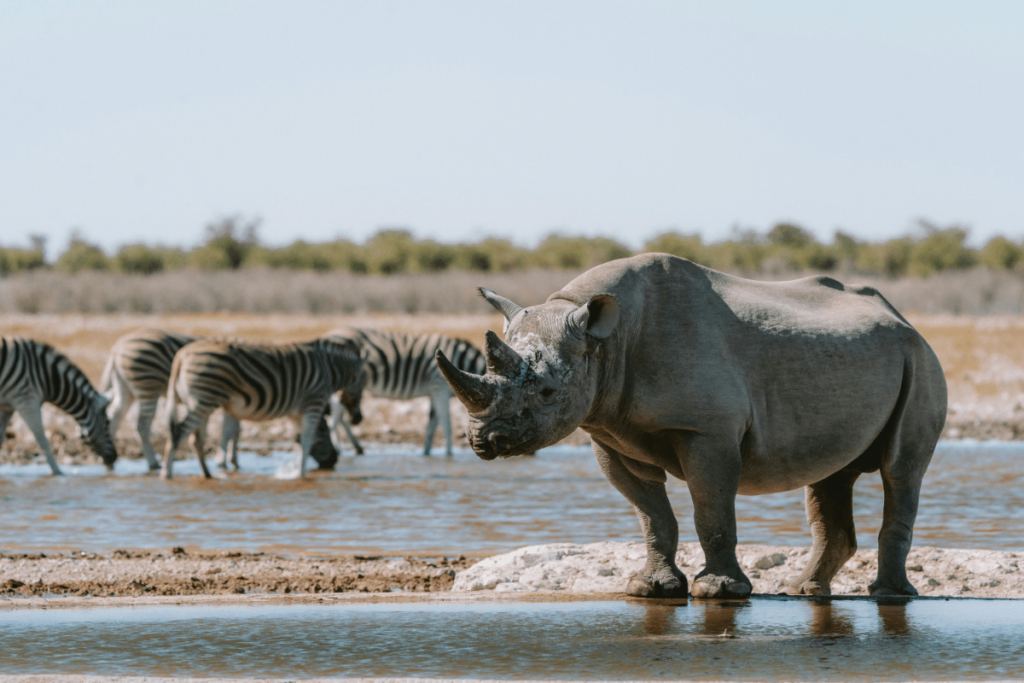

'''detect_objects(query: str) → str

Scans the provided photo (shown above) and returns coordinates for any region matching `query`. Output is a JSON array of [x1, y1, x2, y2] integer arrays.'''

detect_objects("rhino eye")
[[540, 387, 555, 398]]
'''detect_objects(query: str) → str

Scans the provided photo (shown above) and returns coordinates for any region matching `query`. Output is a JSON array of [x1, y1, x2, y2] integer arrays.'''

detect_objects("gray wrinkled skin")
[[438, 254, 947, 601]]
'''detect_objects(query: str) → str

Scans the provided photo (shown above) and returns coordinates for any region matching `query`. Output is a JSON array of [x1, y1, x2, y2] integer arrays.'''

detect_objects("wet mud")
[[0, 549, 477, 598]]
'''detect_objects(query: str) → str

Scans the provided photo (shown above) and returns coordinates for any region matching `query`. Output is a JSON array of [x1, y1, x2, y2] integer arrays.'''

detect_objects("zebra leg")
[[135, 399, 161, 471], [219, 414, 241, 470], [192, 415, 212, 479], [330, 393, 363, 455], [298, 409, 325, 478], [0, 409, 13, 448], [163, 411, 205, 480], [423, 403, 439, 456], [106, 375, 134, 437], [436, 393, 454, 457], [18, 400, 62, 475]]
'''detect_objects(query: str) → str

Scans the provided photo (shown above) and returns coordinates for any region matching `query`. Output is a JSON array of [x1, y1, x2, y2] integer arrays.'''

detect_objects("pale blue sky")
[[1, 1, 1022, 254]]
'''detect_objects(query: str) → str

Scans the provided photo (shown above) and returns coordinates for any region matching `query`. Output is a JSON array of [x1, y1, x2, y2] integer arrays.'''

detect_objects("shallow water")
[[0, 598, 1021, 680], [0, 440, 1021, 554]]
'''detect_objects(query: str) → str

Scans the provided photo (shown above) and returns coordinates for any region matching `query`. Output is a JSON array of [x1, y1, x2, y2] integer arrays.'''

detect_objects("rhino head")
[[436, 287, 619, 459]]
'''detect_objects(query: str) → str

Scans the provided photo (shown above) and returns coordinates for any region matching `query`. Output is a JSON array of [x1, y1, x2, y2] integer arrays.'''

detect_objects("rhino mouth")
[[470, 432, 533, 460]]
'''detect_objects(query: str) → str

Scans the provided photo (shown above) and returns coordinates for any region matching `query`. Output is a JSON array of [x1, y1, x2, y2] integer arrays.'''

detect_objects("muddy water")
[[0, 597, 1021, 679], [0, 440, 1021, 555]]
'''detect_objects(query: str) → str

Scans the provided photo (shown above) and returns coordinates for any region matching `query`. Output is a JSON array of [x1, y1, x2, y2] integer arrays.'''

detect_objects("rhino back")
[[560, 254, 944, 492]]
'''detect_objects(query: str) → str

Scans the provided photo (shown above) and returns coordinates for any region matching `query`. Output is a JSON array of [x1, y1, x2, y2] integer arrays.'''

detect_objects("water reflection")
[[876, 598, 913, 637], [807, 599, 855, 638], [0, 599, 1020, 680]]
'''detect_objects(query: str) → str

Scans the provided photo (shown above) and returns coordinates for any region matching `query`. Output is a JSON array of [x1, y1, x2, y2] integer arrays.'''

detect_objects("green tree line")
[[2, 217, 1022, 278]]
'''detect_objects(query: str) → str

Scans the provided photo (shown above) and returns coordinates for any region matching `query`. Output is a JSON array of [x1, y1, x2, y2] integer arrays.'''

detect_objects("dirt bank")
[[2, 543, 1020, 601], [0, 549, 478, 599]]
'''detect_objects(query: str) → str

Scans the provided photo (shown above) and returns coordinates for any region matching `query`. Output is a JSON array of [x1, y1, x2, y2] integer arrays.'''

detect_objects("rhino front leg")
[[592, 440, 687, 599], [786, 469, 860, 595], [682, 438, 751, 599]]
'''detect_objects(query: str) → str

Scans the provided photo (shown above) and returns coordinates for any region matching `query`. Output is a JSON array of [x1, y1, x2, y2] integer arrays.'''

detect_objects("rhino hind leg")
[[869, 355, 944, 597], [786, 469, 861, 596], [592, 441, 688, 599]]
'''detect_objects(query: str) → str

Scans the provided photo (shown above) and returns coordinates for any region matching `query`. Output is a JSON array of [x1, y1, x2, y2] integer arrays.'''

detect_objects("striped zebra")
[[325, 328, 486, 456], [101, 329, 343, 472], [0, 337, 117, 475], [101, 328, 198, 471], [163, 336, 366, 479]]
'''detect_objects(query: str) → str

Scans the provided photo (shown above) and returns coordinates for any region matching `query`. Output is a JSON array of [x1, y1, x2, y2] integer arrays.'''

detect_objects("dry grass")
[[3, 267, 1024, 315], [0, 269, 582, 315]]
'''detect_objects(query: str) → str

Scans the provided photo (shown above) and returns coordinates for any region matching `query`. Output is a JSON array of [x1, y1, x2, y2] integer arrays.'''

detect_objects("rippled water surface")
[[0, 440, 1021, 554], [0, 598, 1021, 680]]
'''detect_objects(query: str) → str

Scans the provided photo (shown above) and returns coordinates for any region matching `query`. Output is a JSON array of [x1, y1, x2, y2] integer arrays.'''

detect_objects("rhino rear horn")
[[479, 288, 523, 322], [436, 349, 495, 414], [484, 330, 526, 377]]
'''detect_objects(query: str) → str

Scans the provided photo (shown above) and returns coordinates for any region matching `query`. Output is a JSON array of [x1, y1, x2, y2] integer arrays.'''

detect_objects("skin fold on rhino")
[[437, 254, 947, 600]]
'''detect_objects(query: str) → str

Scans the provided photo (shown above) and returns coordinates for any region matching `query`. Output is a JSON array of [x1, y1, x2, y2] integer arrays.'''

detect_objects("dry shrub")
[[0, 269, 582, 315]]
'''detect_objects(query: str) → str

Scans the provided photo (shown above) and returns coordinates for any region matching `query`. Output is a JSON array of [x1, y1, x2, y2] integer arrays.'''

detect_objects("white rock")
[[754, 553, 787, 569]]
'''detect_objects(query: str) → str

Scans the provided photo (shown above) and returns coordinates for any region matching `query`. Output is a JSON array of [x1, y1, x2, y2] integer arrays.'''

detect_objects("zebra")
[[0, 337, 117, 474], [101, 328, 198, 471], [101, 329, 342, 472], [325, 328, 486, 456], [163, 336, 366, 479]]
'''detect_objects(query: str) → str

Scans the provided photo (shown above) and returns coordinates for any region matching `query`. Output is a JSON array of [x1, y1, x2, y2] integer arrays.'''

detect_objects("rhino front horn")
[[436, 349, 495, 414], [484, 330, 525, 377]]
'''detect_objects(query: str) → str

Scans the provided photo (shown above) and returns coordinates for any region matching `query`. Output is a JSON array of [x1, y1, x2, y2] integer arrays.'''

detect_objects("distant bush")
[[54, 235, 109, 273], [25, 215, 1024, 280], [532, 235, 632, 270], [189, 216, 261, 270], [113, 243, 187, 274], [980, 236, 1022, 271], [0, 247, 46, 275]]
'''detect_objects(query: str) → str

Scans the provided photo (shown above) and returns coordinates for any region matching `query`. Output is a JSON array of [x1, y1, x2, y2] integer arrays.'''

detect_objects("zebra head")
[[77, 394, 118, 468], [438, 289, 619, 459]]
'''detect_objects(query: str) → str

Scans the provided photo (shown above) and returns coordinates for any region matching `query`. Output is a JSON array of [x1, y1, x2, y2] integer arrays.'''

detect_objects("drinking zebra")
[[325, 328, 486, 456], [0, 337, 117, 475], [101, 328, 341, 471], [163, 337, 366, 479]]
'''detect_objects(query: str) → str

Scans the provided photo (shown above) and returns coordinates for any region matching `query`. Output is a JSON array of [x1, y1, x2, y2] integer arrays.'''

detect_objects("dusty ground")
[[0, 312, 1021, 468], [1, 543, 1019, 601], [0, 549, 478, 598]]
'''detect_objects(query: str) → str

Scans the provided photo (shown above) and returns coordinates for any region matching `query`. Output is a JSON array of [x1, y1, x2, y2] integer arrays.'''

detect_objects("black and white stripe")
[[326, 328, 486, 455], [163, 337, 366, 479], [0, 337, 117, 474], [101, 328, 198, 470]]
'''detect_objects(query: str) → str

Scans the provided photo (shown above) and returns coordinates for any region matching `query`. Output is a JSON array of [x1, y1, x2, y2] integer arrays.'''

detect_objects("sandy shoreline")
[[2, 542, 1020, 605]]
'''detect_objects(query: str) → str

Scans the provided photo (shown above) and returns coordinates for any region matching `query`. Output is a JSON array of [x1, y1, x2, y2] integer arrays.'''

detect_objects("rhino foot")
[[785, 578, 830, 596], [625, 569, 688, 599], [691, 574, 752, 599], [868, 579, 918, 597]]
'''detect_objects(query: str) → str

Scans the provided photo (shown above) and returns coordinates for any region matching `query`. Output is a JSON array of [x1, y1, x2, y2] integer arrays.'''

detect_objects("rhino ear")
[[479, 288, 523, 323], [570, 295, 619, 339]]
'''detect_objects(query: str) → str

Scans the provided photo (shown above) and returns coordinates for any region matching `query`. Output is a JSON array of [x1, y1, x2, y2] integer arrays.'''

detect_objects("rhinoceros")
[[437, 254, 947, 599]]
